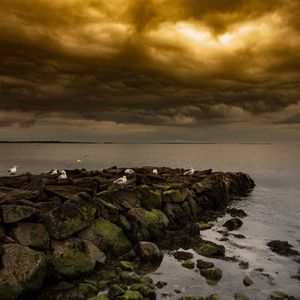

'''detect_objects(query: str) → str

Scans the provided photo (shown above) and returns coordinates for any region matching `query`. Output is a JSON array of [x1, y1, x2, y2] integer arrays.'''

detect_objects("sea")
[[0, 143, 299, 299]]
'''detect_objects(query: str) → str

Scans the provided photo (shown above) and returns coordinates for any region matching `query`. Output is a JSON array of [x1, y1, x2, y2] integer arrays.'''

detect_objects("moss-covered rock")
[[79, 218, 132, 257], [51, 238, 96, 279], [88, 296, 110, 300], [115, 290, 143, 300], [107, 284, 125, 299], [0, 244, 46, 300], [120, 261, 135, 271], [182, 259, 195, 269], [200, 267, 222, 284], [127, 208, 169, 241], [139, 186, 162, 209], [234, 293, 249, 300], [194, 242, 225, 258], [130, 282, 156, 299], [162, 189, 185, 203], [195, 222, 212, 231], [78, 282, 97, 294], [45, 193, 97, 240], [118, 215, 132, 232], [120, 271, 140, 285]]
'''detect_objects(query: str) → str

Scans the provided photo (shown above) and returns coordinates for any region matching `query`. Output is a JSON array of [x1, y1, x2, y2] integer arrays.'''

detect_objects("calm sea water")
[[1, 143, 299, 299]]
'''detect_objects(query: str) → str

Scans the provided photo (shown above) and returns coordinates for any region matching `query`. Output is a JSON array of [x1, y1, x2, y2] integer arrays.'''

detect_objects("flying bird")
[[58, 170, 67, 180], [8, 166, 18, 176], [50, 169, 58, 175], [113, 176, 127, 185], [152, 169, 158, 174], [67, 154, 89, 168], [124, 169, 134, 174], [184, 167, 194, 176]]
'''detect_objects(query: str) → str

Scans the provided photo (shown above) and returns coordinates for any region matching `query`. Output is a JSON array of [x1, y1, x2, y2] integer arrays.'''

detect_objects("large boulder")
[[162, 189, 191, 203], [51, 238, 97, 279], [11, 222, 50, 249], [44, 193, 97, 239], [79, 218, 132, 257], [127, 208, 169, 241], [1, 205, 40, 224], [138, 186, 162, 209], [0, 244, 46, 300], [44, 185, 94, 200]]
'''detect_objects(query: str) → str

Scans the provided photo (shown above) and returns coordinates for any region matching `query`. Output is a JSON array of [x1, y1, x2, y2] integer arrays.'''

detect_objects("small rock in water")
[[227, 208, 248, 218], [173, 251, 194, 261], [223, 218, 243, 231], [107, 285, 125, 298], [270, 291, 299, 300], [196, 259, 214, 270], [181, 259, 195, 269], [238, 261, 249, 269], [243, 275, 253, 287], [267, 240, 300, 257], [156, 281, 167, 289], [234, 293, 249, 300]]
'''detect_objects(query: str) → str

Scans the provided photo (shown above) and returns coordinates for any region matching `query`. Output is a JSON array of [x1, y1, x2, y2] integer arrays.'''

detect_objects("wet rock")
[[226, 208, 248, 218], [115, 290, 143, 300], [238, 261, 249, 269], [231, 233, 246, 239], [136, 241, 162, 262], [162, 189, 190, 203], [138, 186, 162, 209], [195, 222, 212, 231], [11, 222, 50, 249], [234, 293, 249, 300], [291, 268, 300, 281], [182, 259, 195, 269], [243, 275, 253, 286], [79, 218, 132, 257], [156, 281, 167, 289], [0, 243, 46, 300], [44, 185, 94, 200], [270, 291, 299, 300], [223, 218, 243, 231], [118, 215, 132, 232], [163, 202, 187, 228], [120, 271, 140, 285], [44, 193, 96, 240], [127, 208, 169, 241], [78, 282, 97, 294], [200, 267, 223, 284], [193, 242, 225, 258], [1, 205, 40, 224], [107, 284, 125, 299], [196, 259, 214, 270], [82, 239, 106, 265], [179, 295, 219, 300], [88, 296, 109, 300], [130, 282, 156, 299], [120, 261, 135, 271], [51, 238, 96, 279], [173, 251, 194, 261], [267, 240, 300, 256]]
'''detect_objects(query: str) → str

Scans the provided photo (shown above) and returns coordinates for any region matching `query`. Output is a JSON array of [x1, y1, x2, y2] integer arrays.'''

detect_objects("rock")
[[53, 281, 75, 291], [163, 202, 187, 228], [33, 197, 61, 212], [1, 205, 40, 224], [196, 259, 214, 270], [239, 261, 249, 269], [223, 218, 243, 231], [51, 238, 96, 279], [195, 222, 212, 231], [193, 242, 225, 258], [156, 281, 167, 289], [234, 293, 249, 300], [0, 244, 46, 300], [78, 282, 97, 294], [79, 218, 132, 257], [173, 251, 194, 261], [243, 275, 253, 286], [182, 259, 195, 269], [120, 261, 135, 271], [162, 189, 190, 203], [120, 271, 140, 285], [270, 291, 299, 300], [11, 222, 50, 249], [115, 290, 143, 300], [267, 240, 300, 256], [179, 295, 219, 300], [127, 208, 169, 241], [200, 267, 223, 284], [88, 296, 110, 300], [44, 185, 94, 200], [44, 193, 96, 240], [82, 239, 106, 265], [136, 241, 162, 261], [130, 282, 156, 299], [118, 215, 132, 232], [107, 284, 125, 299], [227, 208, 248, 218], [138, 186, 162, 209]]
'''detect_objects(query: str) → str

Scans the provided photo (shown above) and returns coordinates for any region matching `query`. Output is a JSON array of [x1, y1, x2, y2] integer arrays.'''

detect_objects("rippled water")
[[1, 143, 299, 299]]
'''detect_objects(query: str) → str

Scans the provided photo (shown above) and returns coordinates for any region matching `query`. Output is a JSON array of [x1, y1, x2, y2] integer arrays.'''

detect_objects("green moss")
[[94, 219, 132, 256], [118, 215, 131, 232], [140, 187, 162, 209], [0, 283, 22, 300], [87, 296, 110, 300], [153, 183, 173, 190], [120, 261, 135, 271], [78, 283, 97, 294], [130, 283, 156, 298], [115, 290, 143, 300], [181, 259, 195, 269], [195, 222, 212, 231], [194, 243, 224, 258], [52, 251, 95, 279], [200, 267, 222, 283], [163, 190, 183, 202], [99, 199, 118, 210]]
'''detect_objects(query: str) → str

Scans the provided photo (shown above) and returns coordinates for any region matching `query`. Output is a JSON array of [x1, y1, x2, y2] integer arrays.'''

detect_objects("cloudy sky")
[[0, 0, 300, 142]]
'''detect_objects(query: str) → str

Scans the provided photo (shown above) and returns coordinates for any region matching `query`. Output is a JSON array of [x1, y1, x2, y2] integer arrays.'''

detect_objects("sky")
[[0, 0, 300, 143]]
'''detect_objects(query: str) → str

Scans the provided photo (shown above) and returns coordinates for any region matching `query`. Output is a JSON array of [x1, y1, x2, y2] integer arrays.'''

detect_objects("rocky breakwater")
[[0, 167, 254, 300]]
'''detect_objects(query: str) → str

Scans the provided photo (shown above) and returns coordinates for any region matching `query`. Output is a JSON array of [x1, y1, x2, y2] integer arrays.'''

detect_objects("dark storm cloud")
[[0, 0, 299, 138]]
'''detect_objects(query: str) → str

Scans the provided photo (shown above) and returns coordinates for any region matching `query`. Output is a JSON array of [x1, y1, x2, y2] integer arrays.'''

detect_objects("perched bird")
[[8, 166, 18, 176], [58, 170, 67, 180], [124, 169, 134, 175], [184, 167, 194, 176], [113, 176, 127, 185], [152, 169, 158, 174], [50, 169, 58, 175]]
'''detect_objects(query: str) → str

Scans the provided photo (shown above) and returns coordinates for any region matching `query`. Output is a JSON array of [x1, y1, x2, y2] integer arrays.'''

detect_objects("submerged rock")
[[243, 275, 253, 287], [267, 240, 300, 257], [193, 242, 225, 258], [182, 259, 195, 269], [234, 293, 249, 300], [223, 218, 243, 231], [196, 259, 214, 270], [173, 251, 194, 261], [227, 208, 248, 218], [200, 267, 223, 284]]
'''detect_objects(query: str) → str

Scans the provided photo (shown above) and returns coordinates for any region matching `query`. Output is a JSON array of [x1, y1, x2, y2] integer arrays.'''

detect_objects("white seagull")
[[152, 169, 158, 174], [8, 166, 18, 176], [124, 169, 134, 175], [50, 169, 58, 175], [184, 167, 194, 176], [113, 176, 127, 185], [58, 170, 67, 180]]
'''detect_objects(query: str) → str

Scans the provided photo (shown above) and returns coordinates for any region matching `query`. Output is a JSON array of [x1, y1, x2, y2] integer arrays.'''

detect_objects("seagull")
[[58, 170, 67, 180], [124, 169, 134, 175], [152, 169, 158, 174], [184, 167, 194, 176], [8, 166, 18, 176], [113, 176, 127, 185], [50, 169, 58, 175]]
